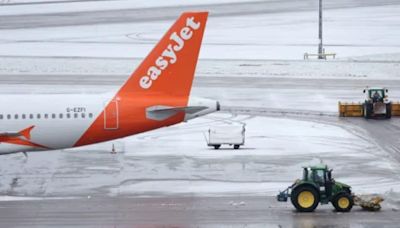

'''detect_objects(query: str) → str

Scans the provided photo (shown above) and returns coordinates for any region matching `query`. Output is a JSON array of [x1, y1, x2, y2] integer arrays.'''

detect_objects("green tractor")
[[277, 164, 354, 212]]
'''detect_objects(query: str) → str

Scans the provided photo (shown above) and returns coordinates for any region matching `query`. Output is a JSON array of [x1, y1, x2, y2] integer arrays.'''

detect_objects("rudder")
[[74, 12, 209, 147], [119, 11, 208, 98]]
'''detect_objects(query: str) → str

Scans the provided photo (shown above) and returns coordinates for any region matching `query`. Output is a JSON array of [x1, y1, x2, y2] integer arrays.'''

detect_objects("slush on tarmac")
[[1, 0, 400, 227]]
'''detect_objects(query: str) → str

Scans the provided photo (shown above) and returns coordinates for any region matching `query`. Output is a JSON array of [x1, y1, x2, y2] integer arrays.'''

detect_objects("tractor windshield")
[[369, 90, 384, 100]]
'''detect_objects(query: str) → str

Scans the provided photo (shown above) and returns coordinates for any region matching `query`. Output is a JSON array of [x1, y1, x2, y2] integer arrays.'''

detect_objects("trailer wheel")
[[234, 145, 240, 149], [332, 192, 353, 212], [214, 145, 221, 149], [386, 103, 392, 119]]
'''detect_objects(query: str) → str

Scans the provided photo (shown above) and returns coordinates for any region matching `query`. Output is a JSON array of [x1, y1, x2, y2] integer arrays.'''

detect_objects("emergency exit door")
[[104, 99, 119, 130]]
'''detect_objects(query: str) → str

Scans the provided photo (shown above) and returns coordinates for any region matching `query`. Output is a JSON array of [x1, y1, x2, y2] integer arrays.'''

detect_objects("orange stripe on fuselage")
[[1, 137, 50, 149], [74, 12, 208, 147]]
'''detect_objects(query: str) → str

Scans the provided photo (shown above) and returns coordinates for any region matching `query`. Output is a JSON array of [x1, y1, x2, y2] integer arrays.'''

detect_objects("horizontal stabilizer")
[[20, 126, 35, 140], [146, 105, 208, 121], [0, 126, 35, 140]]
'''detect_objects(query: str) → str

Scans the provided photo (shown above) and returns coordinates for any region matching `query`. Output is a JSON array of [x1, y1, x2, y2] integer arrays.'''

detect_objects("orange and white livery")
[[0, 12, 219, 155]]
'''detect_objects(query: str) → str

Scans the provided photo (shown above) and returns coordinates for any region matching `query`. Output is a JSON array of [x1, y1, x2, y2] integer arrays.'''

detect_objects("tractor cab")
[[364, 87, 388, 103], [277, 164, 354, 212], [301, 165, 335, 204]]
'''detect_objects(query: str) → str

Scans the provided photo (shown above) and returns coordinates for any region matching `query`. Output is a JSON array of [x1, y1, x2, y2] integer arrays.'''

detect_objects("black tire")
[[214, 145, 221, 150], [386, 103, 392, 119], [290, 185, 319, 212], [234, 145, 240, 149], [332, 192, 353, 212], [364, 102, 373, 119]]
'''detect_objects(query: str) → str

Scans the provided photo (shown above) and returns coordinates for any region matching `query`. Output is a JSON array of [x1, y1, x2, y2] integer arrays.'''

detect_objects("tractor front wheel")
[[364, 102, 373, 119], [291, 185, 319, 212], [386, 103, 392, 119], [332, 192, 353, 212]]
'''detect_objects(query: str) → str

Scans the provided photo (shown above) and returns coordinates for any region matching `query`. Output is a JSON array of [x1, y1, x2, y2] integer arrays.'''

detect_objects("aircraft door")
[[104, 99, 119, 130]]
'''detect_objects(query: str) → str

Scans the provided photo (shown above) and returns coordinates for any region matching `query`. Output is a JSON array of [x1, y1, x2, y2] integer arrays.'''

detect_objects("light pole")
[[318, 0, 323, 59]]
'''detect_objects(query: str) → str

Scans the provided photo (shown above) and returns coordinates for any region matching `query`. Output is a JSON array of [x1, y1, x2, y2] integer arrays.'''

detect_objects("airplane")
[[0, 11, 219, 155]]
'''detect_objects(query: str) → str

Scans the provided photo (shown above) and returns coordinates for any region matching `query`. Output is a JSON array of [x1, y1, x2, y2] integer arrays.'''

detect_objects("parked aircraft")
[[0, 11, 219, 155]]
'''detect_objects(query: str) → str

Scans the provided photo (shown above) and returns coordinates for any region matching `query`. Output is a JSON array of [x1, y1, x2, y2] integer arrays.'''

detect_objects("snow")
[[0, 0, 263, 16], [0, 195, 77, 201], [1, 4, 400, 60], [102, 114, 399, 197], [111, 181, 284, 197]]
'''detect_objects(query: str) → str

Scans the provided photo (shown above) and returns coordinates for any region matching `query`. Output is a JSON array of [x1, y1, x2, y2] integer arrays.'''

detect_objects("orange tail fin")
[[118, 11, 208, 98], [74, 12, 208, 147]]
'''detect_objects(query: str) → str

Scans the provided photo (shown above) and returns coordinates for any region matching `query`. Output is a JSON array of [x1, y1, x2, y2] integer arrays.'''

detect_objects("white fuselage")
[[0, 93, 218, 154], [0, 93, 112, 154]]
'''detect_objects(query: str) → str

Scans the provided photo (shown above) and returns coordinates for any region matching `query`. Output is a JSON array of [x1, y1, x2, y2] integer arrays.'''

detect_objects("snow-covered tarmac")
[[1, 0, 400, 227]]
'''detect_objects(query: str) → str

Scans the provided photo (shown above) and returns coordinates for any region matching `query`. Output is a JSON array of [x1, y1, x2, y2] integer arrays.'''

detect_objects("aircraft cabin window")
[[14, 114, 18, 119], [0, 114, 3, 119], [82, 113, 85, 118], [7, 114, 11, 119], [66, 113, 71, 119], [52, 114, 56, 119], [22, 114, 26, 119], [59, 114, 63, 119], [44, 114, 49, 119], [74, 113, 78, 118], [37, 114, 41, 119], [29, 114, 34, 119], [89, 113, 93, 118]]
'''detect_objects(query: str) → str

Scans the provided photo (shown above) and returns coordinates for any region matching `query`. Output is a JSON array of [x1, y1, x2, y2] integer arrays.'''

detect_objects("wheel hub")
[[338, 197, 350, 209], [298, 191, 315, 208]]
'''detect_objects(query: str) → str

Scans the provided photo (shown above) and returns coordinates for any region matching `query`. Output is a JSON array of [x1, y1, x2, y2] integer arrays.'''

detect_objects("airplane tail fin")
[[117, 11, 208, 98], [74, 12, 209, 147]]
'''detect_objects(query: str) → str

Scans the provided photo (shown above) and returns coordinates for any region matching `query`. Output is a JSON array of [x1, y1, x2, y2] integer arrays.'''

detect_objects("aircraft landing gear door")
[[104, 99, 119, 130]]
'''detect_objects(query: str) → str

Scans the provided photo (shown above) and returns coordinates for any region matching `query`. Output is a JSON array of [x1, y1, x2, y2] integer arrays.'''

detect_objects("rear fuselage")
[[0, 93, 218, 154]]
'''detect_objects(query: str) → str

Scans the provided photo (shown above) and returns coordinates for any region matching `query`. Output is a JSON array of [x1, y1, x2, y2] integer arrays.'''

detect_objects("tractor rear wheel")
[[290, 185, 319, 212], [332, 192, 353, 212]]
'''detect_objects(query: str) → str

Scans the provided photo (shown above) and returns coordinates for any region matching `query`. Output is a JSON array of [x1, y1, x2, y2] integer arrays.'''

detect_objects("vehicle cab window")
[[313, 169, 325, 185]]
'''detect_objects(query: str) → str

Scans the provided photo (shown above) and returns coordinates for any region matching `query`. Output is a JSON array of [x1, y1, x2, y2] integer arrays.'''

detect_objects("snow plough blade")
[[353, 195, 384, 211], [391, 102, 400, 116], [339, 101, 400, 117], [338, 102, 364, 117]]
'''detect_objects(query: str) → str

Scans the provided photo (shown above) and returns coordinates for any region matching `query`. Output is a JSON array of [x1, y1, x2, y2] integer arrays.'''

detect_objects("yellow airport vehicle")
[[339, 87, 400, 119]]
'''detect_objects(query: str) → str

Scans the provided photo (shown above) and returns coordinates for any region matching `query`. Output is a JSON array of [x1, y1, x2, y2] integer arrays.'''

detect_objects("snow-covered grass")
[[2, 112, 398, 197], [1, 4, 400, 60], [0, 0, 263, 16]]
